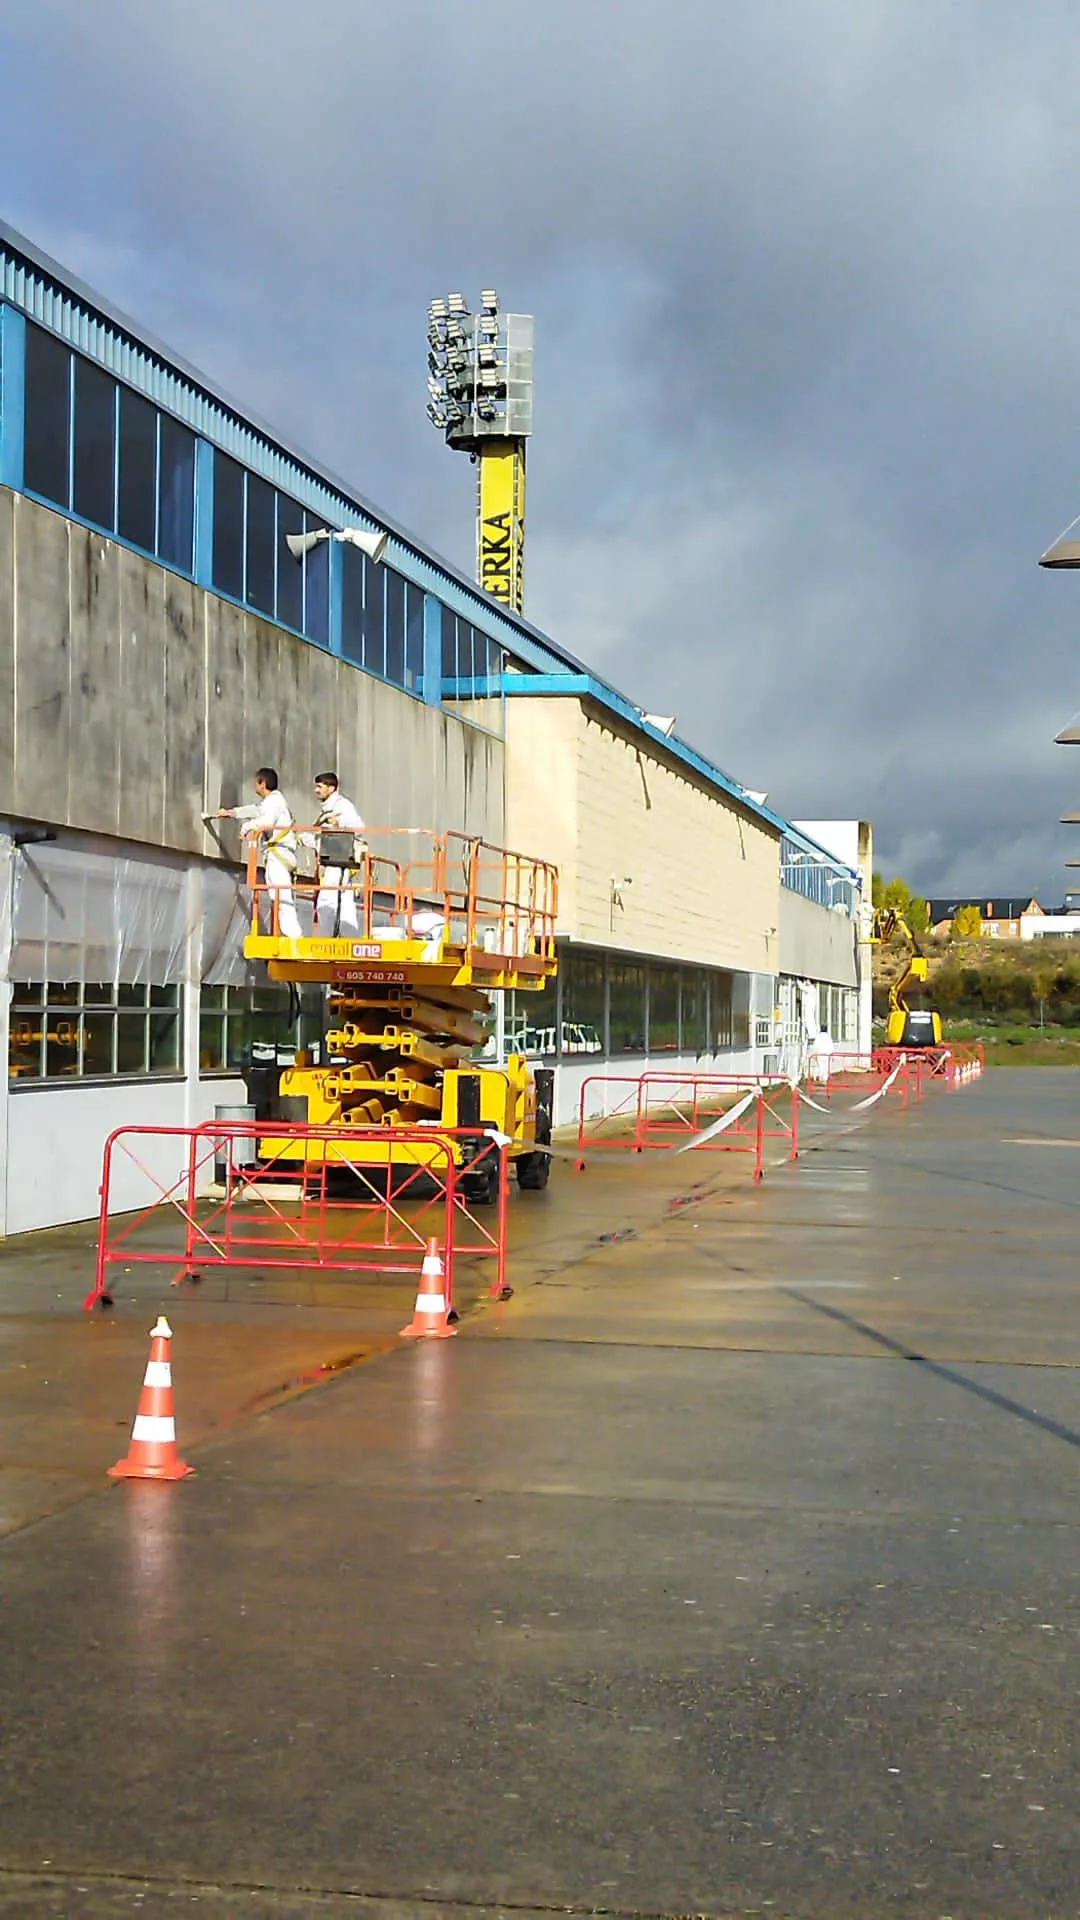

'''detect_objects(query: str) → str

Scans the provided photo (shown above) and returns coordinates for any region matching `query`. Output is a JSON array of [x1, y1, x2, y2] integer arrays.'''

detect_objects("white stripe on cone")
[[144, 1361, 172, 1388], [416, 1292, 448, 1312], [132, 1414, 176, 1443]]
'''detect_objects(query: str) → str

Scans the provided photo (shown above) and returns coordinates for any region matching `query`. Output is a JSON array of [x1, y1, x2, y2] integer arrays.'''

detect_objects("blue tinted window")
[[304, 523, 330, 647], [277, 495, 305, 631], [158, 416, 195, 572], [73, 358, 116, 531], [245, 474, 275, 616], [385, 570, 406, 687], [361, 559, 384, 674], [405, 583, 424, 690], [441, 609, 457, 681], [117, 388, 156, 552], [212, 450, 244, 598], [341, 541, 364, 666], [24, 323, 71, 507]]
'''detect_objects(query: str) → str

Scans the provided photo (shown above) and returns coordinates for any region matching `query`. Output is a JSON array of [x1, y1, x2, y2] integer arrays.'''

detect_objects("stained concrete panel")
[[3, 491, 505, 859], [68, 524, 121, 836], [13, 497, 71, 823], [204, 596, 245, 825], [241, 618, 290, 801], [117, 544, 166, 846], [162, 574, 205, 850]]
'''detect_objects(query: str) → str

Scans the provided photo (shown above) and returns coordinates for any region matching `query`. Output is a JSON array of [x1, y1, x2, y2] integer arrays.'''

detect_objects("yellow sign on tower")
[[427, 292, 533, 618]]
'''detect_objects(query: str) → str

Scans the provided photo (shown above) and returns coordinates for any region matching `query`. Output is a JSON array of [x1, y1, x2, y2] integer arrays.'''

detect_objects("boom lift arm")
[[872, 908, 943, 1048]]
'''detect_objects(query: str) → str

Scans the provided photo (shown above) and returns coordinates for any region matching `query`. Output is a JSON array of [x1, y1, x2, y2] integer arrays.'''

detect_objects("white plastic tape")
[[673, 1089, 757, 1155]]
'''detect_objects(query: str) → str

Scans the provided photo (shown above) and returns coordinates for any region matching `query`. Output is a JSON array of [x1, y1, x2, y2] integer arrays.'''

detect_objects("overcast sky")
[[4, 0, 1080, 897]]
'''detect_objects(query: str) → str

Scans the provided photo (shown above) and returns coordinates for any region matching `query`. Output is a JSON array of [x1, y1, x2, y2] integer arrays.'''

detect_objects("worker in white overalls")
[[310, 772, 366, 936], [218, 767, 303, 940]]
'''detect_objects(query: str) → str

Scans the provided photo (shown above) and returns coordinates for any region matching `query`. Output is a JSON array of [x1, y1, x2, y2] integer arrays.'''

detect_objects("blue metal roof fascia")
[[0, 220, 590, 676]]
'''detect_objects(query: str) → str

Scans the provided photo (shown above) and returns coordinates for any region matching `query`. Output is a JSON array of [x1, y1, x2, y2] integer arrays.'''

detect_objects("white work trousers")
[[263, 849, 303, 940], [316, 866, 360, 936]]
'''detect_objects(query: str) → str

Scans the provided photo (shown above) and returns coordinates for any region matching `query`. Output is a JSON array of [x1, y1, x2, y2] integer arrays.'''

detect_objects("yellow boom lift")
[[242, 827, 558, 1201], [873, 908, 943, 1048]]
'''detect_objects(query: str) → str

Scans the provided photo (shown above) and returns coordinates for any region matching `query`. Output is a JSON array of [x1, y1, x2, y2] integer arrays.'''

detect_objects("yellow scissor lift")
[[243, 827, 558, 1201]]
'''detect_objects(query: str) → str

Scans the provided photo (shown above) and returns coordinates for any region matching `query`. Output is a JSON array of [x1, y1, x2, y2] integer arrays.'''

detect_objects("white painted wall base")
[[6, 1076, 248, 1236]]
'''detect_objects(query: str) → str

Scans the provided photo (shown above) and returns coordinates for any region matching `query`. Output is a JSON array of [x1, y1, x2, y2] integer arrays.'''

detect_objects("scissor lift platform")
[[240, 828, 558, 1193]]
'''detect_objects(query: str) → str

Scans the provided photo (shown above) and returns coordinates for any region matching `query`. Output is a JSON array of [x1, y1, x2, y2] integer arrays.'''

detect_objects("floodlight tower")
[[427, 290, 533, 615]]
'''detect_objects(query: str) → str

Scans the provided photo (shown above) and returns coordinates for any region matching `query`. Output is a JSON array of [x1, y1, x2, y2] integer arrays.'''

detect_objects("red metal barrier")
[[574, 1072, 797, 1180], [85, 1121, 509, 1312]]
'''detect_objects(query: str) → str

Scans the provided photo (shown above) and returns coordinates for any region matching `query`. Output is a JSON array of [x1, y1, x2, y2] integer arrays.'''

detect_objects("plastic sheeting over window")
[[3, 840, 252, 988], [199, 864, 253, 987]]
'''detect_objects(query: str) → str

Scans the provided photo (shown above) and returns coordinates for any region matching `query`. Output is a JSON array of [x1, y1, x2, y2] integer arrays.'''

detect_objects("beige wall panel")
[[504, 698, 579, 926], [117, 542, 166, 845], [507, 697, 779, 972], [71, 528, 122, 835], [0, 489, 15, 812], [778, 887, 857, 987]]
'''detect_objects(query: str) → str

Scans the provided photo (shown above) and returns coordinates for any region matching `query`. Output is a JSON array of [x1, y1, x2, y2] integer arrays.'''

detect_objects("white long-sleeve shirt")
[[317, 790, 365, 834], [234, 790, 297, 851]]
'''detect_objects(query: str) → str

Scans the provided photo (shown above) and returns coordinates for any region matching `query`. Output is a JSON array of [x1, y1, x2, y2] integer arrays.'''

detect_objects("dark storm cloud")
[[4, 0, 1080, 894]]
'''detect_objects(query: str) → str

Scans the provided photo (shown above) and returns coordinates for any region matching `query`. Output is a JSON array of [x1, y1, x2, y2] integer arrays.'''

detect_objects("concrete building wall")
[[778, 888, 857, 988], [0, 488, 505, 852], [506, 697, 780, 972]]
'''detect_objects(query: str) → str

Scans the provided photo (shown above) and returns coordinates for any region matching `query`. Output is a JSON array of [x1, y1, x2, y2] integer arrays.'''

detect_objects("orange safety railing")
[[243, 825, 557, 966], [574, 1072, 798, 1180], [84, 1120, 511, 1312]]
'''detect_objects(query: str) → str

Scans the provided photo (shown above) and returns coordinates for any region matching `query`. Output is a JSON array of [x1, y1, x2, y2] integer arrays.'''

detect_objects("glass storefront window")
[[506, 974, 560, 1057], [714, 971, 735, 1049], [562, 949, 606, 1055], [682, 969, 709, 1056], [8, 979, 184, 1084], [609, 960, 646, 1055], [648, 964, 680, 1053]]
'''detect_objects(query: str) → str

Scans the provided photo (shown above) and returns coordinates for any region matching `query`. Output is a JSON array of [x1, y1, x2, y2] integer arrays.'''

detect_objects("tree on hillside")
[[872, 871, 885, 908], [952, 904, 983, 936], [877, 876, 930, 933]]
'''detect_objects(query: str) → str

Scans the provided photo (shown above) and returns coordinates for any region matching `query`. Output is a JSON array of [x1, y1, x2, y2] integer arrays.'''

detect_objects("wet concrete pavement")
[[1, 1069, 1079, 1917]]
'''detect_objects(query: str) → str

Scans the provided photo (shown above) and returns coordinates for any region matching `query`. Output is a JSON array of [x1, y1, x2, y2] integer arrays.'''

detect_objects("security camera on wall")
[[642, 714, 676, 737]]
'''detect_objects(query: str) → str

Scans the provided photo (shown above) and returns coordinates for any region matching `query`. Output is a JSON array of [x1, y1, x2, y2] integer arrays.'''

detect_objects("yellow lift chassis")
[[242, 827, 558, 1200]]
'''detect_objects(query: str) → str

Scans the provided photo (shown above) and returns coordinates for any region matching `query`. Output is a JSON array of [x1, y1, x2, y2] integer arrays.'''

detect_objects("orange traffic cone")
[[109, 1316, 194, 1481], [400, 1238, 458, 1339]]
